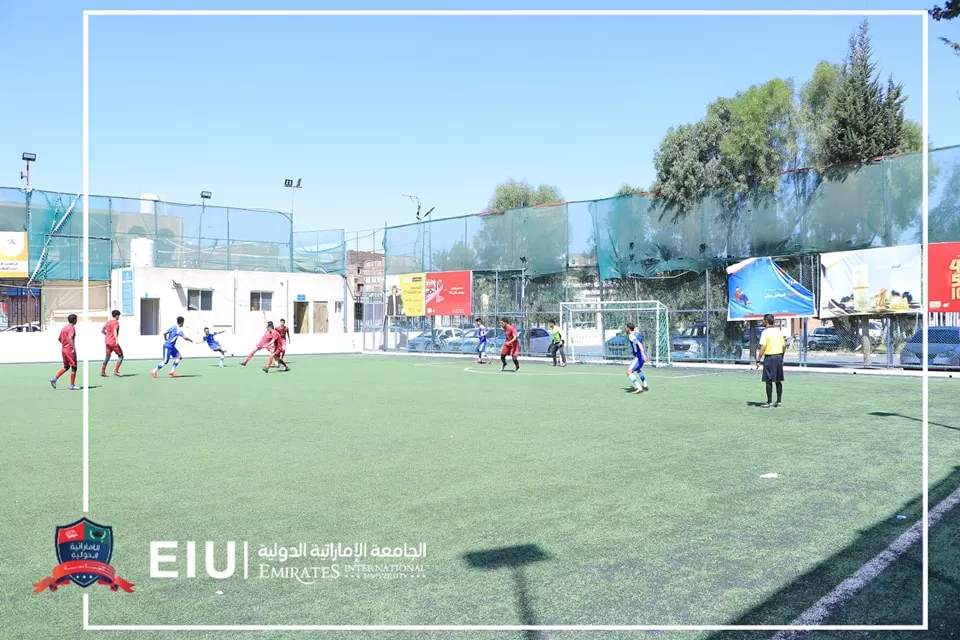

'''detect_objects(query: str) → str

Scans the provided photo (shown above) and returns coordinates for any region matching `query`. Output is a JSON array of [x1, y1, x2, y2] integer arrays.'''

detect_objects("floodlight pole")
[[198, 191, 212, 269], [284, 179, 302, 272], [21, 152, 36, 234]]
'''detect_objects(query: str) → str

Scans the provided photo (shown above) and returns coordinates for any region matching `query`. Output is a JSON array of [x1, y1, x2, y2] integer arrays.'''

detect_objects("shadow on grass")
[[705, 466, 960, 639], [463, 544, 552, 640], [869, 411, 960, 432]]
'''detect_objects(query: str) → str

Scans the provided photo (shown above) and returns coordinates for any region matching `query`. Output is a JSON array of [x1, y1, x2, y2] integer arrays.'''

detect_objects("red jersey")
[[103, 319, 120, 346], [504, 324, 518, 344], [276, 325, 289, 342], [256, 329, 273, 348], [59, 324, 76, 350], [270, 329, 282, 344]]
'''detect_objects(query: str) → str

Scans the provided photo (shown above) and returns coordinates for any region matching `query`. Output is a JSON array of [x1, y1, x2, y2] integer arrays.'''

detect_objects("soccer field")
[[4, 354, 960, 640]]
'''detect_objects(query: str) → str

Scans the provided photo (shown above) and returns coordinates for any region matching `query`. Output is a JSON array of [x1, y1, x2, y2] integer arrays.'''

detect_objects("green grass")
[[3, 354, 960, 640]]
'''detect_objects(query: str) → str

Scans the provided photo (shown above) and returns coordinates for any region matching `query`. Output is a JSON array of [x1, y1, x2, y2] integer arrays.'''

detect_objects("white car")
[[405, 327, 464, 352]]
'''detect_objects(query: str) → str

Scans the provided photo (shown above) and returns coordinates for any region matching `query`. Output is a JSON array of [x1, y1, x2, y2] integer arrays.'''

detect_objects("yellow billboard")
[[398, 273, 426, 317]]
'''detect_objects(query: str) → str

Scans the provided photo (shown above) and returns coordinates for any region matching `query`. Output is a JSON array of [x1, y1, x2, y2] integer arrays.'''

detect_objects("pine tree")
[[821, 20, 908, 164]]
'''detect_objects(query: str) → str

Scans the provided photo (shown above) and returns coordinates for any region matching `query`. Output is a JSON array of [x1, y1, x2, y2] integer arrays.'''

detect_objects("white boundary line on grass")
[[771, 486, 960, 640], [81, 7, 930, 633]]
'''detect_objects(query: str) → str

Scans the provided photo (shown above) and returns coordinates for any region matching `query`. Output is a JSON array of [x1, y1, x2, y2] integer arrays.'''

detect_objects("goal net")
[[559, 300, 671, 367]]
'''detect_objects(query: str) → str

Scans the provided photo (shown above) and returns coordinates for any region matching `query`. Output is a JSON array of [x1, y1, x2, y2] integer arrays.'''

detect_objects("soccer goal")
[[559, 300, 671, 367]]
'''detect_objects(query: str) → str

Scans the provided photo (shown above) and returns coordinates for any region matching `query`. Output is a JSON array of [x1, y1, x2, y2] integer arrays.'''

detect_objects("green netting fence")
[[0, 190, 346, 281], [383, 145, 960, 280]]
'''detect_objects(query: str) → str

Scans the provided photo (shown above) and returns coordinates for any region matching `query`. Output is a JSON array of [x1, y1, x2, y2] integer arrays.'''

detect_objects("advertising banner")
[[425, 270, 472, 316], [819, 245, 922, 318], [726, 257, 815, 320], [0, 232, 29, 278], [929, 242, 960, 312], [381, 273, 427, 317]]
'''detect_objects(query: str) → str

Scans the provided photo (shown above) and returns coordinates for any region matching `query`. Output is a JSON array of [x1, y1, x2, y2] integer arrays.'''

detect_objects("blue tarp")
[[727, 257, 815, 320]]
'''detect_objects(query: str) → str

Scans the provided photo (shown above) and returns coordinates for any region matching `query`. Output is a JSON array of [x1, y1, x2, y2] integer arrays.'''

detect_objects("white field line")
[[771, 485, 960, 640]]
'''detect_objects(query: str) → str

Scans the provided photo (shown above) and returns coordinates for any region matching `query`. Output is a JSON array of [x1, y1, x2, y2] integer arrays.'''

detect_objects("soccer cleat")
[[774, 402, 782, 408], [632, 388, 644, 394], [169, 371, 178, 377], [262, 367, 270, 373], [150, 371, 158, 378], [240, 361, 247, 367], [69, 385, 79, 391], [760, 403, 772, 408], [560, 363, 567, 367], [113, 372, 123, 377], [50, 378, 57, 389], [100, 371, 108, 378], [283, 366, 290, 372]]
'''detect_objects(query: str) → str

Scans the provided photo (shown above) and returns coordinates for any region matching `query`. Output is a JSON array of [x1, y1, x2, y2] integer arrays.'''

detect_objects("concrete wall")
[[0, 267, 360, 364]]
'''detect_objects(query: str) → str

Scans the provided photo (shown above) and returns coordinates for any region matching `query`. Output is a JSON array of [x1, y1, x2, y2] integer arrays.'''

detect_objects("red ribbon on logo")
[[34, 560, 134, 593]]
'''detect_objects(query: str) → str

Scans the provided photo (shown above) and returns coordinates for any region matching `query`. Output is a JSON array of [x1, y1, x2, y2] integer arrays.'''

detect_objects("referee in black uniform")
[[756, 313, 785, 408]]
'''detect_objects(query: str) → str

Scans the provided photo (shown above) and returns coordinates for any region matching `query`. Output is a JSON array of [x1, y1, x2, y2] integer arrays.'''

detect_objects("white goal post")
[[559, 300, 671, 367]]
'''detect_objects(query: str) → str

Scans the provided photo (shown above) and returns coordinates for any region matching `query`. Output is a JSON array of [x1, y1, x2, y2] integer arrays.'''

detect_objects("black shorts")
[[762, 354, 784, 383]]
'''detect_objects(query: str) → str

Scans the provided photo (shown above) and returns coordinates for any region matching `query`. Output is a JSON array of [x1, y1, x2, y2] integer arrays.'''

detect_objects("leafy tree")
[[431, 240, 476, 272], [485, 180, 562, 213], [931, 159, 960, 243], [930, 1, 960, 53], [614, 184, 646, 197]]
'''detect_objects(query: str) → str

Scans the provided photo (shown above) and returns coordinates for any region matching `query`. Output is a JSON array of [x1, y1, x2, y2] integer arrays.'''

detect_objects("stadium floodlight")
[[200, 191, 212, 199], [21, 152, 36, 192]]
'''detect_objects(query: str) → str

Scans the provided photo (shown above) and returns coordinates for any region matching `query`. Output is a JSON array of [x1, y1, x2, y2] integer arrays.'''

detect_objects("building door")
[[293, 301, 308, 334], [313, 302, 328, 333], [140, 298, 160, 335]]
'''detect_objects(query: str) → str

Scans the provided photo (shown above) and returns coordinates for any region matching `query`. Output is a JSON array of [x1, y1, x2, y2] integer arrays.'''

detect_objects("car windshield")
[[908, 328, 960, 344]]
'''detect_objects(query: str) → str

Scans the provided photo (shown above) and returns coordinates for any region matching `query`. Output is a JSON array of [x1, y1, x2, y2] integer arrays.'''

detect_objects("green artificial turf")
[[2, 354, 959, 640]]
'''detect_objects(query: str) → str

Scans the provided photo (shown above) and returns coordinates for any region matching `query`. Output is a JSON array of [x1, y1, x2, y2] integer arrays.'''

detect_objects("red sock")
[[70, 372, 77, 386], [114, 361, 121, 373], [266, 356, 274, 368], [55, 368, 67, 380]]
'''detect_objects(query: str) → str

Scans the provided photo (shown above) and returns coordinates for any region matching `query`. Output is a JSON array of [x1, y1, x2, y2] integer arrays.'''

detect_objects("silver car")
[[900, 326, 960, 370]]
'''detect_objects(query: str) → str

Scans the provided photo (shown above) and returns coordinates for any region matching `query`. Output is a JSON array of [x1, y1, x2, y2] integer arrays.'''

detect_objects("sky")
[[0, 0, 957, 236]]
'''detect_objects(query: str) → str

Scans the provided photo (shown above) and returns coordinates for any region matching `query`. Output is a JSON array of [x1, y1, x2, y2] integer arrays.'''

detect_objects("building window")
[[250, 291, 273, 312], [187, 289, 213, 311], [335, 301, 343, 313]]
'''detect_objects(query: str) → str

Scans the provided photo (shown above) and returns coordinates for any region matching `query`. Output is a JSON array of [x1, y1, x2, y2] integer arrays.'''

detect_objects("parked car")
[[742, 325, 764, 346], [900, 326, 960, 370], [449, 327, 506, 354], [488, 327, 553, 355], [2, 323, 41, 332], [806, 326, 841, 351], [406, 328, 464, 352]]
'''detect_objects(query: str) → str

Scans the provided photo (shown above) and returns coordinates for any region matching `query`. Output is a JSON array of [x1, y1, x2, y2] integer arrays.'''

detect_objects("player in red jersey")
[[263, 322, 290, 373], [272, 318, 290, 368], [51, 314, 79, 390], [241, 322, 276, 366], [101, 309, 124, 377], [499, 318, 520, 372]]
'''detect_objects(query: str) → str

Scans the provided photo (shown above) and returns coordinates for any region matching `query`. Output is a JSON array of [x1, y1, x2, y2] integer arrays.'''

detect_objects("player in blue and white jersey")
[[475, 318, 489, 364], [625, 322, 649, 394], [202, 327, 229, 367], [151, 316, 193, 378]]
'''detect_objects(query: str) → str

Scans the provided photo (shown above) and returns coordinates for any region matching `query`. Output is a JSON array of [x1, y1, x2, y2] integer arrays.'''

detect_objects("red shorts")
[[501, 342, 519, 357], [256, 340, 270, 350], [62, 349, 77, 368], [276, 341, 286, 352], [105, 344, 123, 357]]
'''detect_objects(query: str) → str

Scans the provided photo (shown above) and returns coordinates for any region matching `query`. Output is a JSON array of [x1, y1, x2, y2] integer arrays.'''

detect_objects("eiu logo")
[[34, 518, 134, 593]]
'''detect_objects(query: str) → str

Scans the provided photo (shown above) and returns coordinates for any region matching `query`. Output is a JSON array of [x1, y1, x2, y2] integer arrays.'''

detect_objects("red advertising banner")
[[928, 242, 960, 312], [425, 270, 472, 316]]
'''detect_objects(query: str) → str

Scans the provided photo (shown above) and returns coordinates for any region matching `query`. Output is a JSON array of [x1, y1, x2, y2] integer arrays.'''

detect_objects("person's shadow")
[[463, 544, 552, 640]]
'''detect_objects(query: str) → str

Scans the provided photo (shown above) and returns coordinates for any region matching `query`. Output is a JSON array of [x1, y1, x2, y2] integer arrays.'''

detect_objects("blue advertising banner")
[[120, 269, 134, 316], [727, 257, 815, 320]]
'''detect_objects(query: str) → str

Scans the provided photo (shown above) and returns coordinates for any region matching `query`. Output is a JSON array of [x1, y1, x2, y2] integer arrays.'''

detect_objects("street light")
[[283, 179, 302, 272]]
